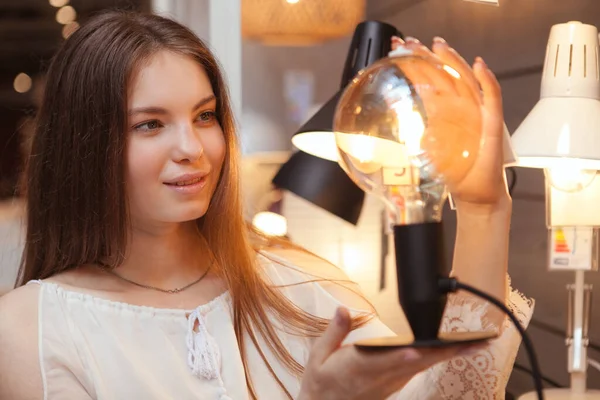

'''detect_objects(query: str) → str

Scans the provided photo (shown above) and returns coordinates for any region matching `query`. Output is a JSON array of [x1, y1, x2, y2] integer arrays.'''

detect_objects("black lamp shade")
[[340, 20, 402, 88], [297, 91, 341, 134], [272, 151, 365, 225], [293, 21, 402, 141]]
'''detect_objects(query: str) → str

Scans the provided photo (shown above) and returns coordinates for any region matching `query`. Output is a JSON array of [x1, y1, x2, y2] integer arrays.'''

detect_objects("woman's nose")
[[174, 124, 204, 163]]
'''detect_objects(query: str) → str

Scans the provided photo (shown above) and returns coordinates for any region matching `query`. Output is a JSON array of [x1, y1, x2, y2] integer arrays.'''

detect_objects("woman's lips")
[[164, 175, 208, 194]]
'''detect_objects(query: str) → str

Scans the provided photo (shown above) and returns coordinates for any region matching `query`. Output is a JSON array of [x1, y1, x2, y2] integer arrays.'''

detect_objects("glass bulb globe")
[[334, 50, 483, 225], [544, 166, 597, 193]]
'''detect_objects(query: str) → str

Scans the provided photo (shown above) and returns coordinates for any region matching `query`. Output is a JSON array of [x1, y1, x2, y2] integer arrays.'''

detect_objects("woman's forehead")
[[128, 51, 214, 110]]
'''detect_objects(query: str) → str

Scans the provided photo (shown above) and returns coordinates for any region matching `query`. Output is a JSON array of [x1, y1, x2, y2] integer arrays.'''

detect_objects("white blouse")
[[28, 249, 534, 400]]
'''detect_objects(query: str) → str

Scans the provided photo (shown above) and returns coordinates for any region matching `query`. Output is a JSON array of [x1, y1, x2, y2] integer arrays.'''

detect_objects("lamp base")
[[518, 389, 600, 400], [354, 331, 497, 350]]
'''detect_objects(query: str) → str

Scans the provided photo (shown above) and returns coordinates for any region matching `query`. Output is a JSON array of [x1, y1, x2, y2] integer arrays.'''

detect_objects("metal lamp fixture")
[[511, 22, 600, 173], [512, 21, 600, 400]]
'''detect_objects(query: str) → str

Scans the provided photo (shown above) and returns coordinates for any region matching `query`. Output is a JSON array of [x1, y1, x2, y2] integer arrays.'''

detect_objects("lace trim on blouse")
[[433, 283, 534, 399]]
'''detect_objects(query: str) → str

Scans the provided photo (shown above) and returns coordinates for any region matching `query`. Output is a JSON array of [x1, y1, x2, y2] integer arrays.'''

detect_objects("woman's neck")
[[114, 220, 211, 289]]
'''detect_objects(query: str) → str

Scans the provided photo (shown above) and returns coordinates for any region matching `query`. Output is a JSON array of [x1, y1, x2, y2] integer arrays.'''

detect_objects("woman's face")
[[126, 50, 226, 230]]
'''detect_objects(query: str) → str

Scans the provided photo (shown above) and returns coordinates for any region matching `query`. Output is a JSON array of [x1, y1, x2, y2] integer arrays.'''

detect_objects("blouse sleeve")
[[258, 248, 534, 400]]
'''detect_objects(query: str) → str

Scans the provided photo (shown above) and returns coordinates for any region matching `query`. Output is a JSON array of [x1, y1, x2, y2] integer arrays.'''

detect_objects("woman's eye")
[[134, 120, 162, 131], [196, 111, 216, 124]]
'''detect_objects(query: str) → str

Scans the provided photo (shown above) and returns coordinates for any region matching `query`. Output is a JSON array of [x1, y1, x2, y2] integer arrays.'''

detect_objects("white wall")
[[240, 37, 351, 153]]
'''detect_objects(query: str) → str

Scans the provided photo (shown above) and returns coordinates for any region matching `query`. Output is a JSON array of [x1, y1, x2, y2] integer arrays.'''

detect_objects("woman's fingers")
[[308, 307, 352, 367], [381, 344, 485, 384], [399, 37, 460, 97], [391, 36, 404, 51], [305, 327, 490, 400], [473, 57, 504, 140], [431, 37, 482, 105], [353, 342, 470, 374], [404, 37, 435, 57]]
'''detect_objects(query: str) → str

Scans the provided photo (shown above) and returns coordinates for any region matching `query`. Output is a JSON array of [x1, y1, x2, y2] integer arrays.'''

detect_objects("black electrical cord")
[[507, 167, 518, 196], [512, 362, 563, 388], [441, 278, 545, 400]]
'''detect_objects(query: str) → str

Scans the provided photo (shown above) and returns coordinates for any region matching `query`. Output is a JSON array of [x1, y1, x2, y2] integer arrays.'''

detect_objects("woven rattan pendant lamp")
[[242, 0, 366, 46]]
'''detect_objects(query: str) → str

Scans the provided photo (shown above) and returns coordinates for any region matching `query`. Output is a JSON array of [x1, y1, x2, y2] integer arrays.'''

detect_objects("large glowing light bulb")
[[334, 50, 482, 225]]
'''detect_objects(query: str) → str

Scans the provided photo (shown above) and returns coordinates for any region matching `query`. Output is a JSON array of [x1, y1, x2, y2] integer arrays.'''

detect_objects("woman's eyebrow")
[[128, 94, 216, 117]]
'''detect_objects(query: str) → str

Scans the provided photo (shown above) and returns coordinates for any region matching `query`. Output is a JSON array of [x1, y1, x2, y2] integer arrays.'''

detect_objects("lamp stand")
[[355, 222, 496, 349], [519, 271, 600, 400]]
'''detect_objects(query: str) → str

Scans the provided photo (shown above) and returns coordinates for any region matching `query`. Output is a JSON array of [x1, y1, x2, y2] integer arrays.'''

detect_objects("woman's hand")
[[391, 37, 512, 309], [298, 307, 482, 400], [391, 36, 509, 214]]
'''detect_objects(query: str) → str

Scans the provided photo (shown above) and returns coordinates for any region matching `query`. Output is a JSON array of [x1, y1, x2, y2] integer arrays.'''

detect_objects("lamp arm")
[[566, 269, 593, 393]]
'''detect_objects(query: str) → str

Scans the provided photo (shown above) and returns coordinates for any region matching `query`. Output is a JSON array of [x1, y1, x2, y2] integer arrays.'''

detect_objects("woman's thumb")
[[309, 307, 352, 366]]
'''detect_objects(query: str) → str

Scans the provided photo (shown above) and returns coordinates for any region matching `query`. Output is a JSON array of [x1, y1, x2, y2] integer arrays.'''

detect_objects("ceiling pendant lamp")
[[242, 0, 366, 46]]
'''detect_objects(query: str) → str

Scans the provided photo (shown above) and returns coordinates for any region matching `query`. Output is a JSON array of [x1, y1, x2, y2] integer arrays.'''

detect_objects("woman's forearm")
[[451, 193, 512, 324]]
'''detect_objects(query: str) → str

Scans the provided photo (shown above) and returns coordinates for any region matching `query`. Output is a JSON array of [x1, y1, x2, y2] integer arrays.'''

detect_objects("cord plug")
[[438, 277, 459, 294]]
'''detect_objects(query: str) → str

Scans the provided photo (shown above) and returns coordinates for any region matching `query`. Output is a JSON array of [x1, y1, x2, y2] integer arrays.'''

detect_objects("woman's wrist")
[[454, 191, 512, 221], [451, 190, 511, 306]]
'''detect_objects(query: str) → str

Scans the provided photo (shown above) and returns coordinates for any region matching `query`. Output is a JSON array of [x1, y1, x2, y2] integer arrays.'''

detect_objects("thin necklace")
[[106, 261, 212, 294]]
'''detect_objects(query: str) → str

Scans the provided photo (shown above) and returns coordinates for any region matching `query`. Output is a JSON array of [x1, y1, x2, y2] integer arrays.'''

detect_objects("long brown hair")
[[16, 10, 372, 398]]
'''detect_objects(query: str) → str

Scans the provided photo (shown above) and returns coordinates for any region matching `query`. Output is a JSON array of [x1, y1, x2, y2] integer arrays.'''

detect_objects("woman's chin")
[[179, 211, 208, 223], [167, 204, 209, 223]]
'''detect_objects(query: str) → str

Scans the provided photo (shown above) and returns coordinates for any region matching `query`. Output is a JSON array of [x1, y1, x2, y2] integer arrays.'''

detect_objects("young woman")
[[0, 11, 532, 400]]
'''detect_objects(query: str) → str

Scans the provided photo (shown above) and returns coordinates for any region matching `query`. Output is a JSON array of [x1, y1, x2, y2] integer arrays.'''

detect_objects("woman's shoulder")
[[0, 279, 40, 311], [0, 282, 41, 329], [0, 283, 44, 399]]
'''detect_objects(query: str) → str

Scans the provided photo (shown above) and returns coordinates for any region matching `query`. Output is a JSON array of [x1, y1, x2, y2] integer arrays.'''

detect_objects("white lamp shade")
[[501, 123, 518, 166], [511, 21, 600, 170], [511, 97, 600, 169], [291, 131, 338, 162]]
